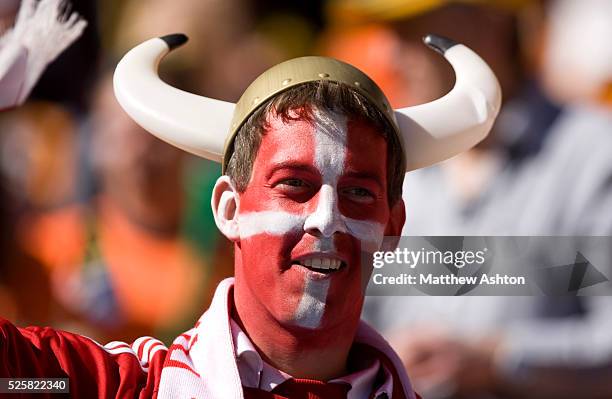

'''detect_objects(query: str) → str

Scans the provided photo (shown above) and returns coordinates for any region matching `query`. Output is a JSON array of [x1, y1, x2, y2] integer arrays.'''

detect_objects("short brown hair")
[[225, 81, 405, 205]]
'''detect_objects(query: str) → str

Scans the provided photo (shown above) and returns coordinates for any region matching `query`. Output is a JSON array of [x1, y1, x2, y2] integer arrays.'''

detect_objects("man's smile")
[[291, 253, 349, 277]]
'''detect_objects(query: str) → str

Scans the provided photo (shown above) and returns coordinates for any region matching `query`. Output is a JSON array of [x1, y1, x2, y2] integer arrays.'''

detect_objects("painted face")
[[233, 109, 392, 334]]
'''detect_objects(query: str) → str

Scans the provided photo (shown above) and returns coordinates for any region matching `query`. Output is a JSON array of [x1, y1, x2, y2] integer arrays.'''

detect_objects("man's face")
[[232, 109, 398, 332]]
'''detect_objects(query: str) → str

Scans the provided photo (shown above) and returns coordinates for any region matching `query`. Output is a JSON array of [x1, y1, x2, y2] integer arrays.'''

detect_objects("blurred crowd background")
[[1, 0, 611, 398]]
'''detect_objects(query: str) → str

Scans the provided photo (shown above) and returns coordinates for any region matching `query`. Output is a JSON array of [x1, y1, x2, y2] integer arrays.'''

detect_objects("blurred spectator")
[[323, 1, 612, 398], [0, 102, 78, 327], [84, 74, 215, 341], [0, 76, 223, 343]]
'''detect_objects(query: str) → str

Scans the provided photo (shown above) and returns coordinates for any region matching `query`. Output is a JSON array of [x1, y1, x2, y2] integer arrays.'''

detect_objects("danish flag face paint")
[[233, 108, 392, 338]]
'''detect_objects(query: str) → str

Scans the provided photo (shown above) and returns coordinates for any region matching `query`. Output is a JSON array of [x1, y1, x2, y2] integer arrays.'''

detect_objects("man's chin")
[[277, 307, 354, 333]]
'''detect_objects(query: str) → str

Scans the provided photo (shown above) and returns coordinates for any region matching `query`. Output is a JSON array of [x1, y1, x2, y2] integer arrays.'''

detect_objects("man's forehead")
[[254, 109, 388, 175], [264, 108, 345, 133]]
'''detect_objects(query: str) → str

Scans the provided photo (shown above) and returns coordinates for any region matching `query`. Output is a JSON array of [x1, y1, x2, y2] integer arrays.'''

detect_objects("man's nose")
[[304, 184, 346, 237]]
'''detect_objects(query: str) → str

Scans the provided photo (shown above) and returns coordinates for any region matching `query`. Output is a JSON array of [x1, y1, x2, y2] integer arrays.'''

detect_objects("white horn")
[[113, 34, 235, 162], [395, 35, 502, 171]]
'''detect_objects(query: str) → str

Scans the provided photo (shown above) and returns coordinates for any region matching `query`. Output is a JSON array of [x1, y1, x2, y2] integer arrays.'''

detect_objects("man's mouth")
[[292, 257, 347, 274]]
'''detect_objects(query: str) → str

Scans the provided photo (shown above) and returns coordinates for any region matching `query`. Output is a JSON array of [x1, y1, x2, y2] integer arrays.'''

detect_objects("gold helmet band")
[[113, 33, 501, 173], [226, 55, 398, 171]]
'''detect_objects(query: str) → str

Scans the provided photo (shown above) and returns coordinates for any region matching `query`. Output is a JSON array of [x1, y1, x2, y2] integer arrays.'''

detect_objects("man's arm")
[[0, 318, 165, 398]]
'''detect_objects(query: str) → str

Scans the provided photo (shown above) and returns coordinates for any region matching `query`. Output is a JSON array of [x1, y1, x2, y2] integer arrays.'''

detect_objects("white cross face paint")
[[238, 211, 305, 238], [233, 108, 393, 332], [239, 209, 384, 250], [293, 278, 330, 329]]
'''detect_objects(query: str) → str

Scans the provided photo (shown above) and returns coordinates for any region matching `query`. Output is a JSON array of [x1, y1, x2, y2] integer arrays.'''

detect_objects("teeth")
[[300, 258, 342, 270]]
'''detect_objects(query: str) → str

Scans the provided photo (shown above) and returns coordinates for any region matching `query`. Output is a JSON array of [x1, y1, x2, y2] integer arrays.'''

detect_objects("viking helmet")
[[113, 33, 501, 172]]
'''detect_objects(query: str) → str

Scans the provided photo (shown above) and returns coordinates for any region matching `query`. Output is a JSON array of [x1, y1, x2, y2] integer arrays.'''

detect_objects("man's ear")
[[211, 175, 240, 242], [382, 198, 406, 251]]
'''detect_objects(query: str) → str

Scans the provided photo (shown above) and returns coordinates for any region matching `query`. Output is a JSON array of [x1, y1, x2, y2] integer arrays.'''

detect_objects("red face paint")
[[233, 109, 392, 349]]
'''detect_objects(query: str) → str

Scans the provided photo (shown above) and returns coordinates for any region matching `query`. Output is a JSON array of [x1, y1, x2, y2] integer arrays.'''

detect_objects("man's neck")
[[231, 290, 359, 381]]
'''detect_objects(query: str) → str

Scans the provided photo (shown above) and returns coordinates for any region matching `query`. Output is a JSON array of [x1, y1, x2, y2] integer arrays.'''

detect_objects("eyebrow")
[[266, 161, 385, 189], [266, 161, 320, 179], [342, 170, 384, 190]]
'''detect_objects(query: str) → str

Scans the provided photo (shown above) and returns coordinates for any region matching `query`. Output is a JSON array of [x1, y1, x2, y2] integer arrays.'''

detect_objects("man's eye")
[[275, 179, 313, 195], [280, 179, 307, 187], [349, 188, 371, 196], [343, 187, 375, 203]]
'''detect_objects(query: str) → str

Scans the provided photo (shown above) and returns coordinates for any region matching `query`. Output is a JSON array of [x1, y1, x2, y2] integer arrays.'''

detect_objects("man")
[[0, 33, 500, 398]]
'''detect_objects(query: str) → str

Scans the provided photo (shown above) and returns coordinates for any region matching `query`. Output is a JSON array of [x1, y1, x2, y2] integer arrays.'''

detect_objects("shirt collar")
[[230, 317, 391, 398]]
